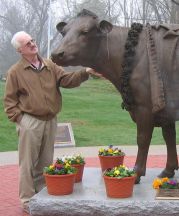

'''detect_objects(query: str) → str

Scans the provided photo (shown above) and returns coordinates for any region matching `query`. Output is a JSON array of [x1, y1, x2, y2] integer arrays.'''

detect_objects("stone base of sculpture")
[[29, 168, 179, 216]]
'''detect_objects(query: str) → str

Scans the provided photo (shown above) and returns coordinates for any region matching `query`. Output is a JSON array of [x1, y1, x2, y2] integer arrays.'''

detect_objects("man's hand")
[[85, 67, 96, 75], [86, 67, 102, 78]]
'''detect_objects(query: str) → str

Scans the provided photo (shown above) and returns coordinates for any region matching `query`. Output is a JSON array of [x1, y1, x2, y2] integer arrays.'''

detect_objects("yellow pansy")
[[120, 165, 126, 168], [99, 148, 104, 153], [49, 164, 55, 170], [108, 148, 113, 153], [114, 170, 120, 175], [153, 178, 162, 189], [113, 150, 119, 154], [65, 163, 71, 168]]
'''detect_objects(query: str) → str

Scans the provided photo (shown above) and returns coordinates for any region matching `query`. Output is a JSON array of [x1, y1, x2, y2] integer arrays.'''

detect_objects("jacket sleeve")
[[52, 62, 89, 88], [4, 70, 22, 122]]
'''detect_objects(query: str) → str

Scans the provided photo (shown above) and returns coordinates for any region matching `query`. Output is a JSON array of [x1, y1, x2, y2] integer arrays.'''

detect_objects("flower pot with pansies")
[[43, 163, 76, 195], [103, 165, 136, 198], [153, 177, 179, 199], [98, 145, 125, 172], [56, 154, 85, 183]]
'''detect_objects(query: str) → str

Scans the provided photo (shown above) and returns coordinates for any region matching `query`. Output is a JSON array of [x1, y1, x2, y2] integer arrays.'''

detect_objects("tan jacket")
[[4, 57, 89, 122]]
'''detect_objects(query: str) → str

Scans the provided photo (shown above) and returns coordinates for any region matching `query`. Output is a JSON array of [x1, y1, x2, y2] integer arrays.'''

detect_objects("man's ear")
[[98, 20, 113, 34], [17, 48, 21, 53], [56, 22, 67, 33]]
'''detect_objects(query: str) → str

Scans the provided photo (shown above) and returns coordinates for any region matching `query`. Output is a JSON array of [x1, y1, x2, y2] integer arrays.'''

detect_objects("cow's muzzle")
[[51, 51, 64, 62]]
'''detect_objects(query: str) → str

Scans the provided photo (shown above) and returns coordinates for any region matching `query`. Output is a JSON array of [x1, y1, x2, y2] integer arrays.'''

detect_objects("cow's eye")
[[81, 30, 88, 36]]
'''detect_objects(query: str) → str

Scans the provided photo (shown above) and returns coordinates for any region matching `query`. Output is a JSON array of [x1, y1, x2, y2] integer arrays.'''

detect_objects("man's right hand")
[[86, 67, 102, 78]]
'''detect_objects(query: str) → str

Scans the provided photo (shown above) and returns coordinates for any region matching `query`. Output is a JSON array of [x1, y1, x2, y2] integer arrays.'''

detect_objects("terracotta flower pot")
[[103, 175, 136, 198], [98, 155, 124, 172], [71, 163, 85, 183], [44, 173, 76, 195]]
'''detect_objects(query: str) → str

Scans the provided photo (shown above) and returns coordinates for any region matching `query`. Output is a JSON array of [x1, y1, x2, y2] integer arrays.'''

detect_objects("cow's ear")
[[56, 22, 67, 33], [98, 20, 113, 34]]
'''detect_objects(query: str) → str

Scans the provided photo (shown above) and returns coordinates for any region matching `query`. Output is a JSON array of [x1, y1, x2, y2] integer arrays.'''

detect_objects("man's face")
[[17, 34, 38, 56]]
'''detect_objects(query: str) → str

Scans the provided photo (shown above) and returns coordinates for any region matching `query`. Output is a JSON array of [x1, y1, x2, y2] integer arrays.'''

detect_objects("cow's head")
[[51, 9, 113, 67]]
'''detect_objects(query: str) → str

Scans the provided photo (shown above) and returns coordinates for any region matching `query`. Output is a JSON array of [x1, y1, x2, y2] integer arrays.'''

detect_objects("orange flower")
[[161, 177, 169, 183], [153, 178, 162, 189]]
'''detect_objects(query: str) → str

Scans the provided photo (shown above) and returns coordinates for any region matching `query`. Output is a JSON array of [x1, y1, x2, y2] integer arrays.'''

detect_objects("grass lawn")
[[0, 78, 178, 152]]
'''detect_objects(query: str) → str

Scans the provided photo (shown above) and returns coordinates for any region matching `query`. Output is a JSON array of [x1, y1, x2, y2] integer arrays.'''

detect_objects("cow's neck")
[[94, 26, 129, 91]]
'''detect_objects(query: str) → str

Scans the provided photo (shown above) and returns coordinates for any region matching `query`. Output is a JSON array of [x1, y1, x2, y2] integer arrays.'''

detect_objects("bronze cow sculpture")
[[51, 9, 179, 183]]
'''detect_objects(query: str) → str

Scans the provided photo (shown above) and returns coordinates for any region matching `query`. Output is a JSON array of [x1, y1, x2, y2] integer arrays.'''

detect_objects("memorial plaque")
[[54, 123, 75, 147], [156, 189, 179, 200]]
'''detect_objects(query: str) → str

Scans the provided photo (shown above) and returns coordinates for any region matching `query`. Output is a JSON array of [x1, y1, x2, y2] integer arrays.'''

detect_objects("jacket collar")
[[19, 54, 51, 71]]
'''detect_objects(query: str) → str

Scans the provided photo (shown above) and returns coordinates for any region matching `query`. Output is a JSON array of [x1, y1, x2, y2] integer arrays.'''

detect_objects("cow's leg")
[[158, 122, 178, 178], [133, 109, 154, 184]]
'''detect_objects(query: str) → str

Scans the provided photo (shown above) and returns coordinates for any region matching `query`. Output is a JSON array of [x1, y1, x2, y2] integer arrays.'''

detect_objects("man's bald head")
[[11, 31, 31, 50]]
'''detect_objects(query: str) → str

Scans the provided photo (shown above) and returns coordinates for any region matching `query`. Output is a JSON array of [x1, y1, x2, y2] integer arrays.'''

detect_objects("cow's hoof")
[[157, 169, 175, 178], [135, 176, 141, 184]]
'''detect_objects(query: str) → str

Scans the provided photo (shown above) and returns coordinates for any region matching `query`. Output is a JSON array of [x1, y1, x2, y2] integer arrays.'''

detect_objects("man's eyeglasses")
[[25, 39, 36, 48]]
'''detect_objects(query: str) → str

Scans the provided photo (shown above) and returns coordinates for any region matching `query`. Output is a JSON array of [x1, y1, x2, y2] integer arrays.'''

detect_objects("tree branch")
[[171, 0, 179, 5]]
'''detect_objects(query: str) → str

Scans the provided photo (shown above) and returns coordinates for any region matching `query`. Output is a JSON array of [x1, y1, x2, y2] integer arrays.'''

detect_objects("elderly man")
[[4, 31, 91, 213]]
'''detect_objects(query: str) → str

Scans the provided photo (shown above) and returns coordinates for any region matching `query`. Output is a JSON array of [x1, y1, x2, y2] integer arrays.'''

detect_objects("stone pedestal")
[[29, 168, 179, 216]]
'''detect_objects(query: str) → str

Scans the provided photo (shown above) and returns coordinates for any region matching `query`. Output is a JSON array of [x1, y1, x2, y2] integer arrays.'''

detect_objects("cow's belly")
[[154, 106, 179, 126]]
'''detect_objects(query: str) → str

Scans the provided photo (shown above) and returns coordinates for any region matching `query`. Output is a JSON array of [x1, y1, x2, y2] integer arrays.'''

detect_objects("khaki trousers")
[[16, 113, 57, 206]]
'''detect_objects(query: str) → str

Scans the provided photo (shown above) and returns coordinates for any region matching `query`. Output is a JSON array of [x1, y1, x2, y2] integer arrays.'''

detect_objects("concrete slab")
[[29, 168, 179, 216]]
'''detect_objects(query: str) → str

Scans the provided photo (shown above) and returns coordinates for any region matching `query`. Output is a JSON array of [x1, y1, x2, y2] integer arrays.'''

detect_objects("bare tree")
[[172, 0, 179, 5], [171, 0, 179, 23]]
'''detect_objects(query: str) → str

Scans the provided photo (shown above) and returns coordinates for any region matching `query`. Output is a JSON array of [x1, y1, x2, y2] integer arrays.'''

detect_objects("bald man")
[[4, 31, 91, 213]]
